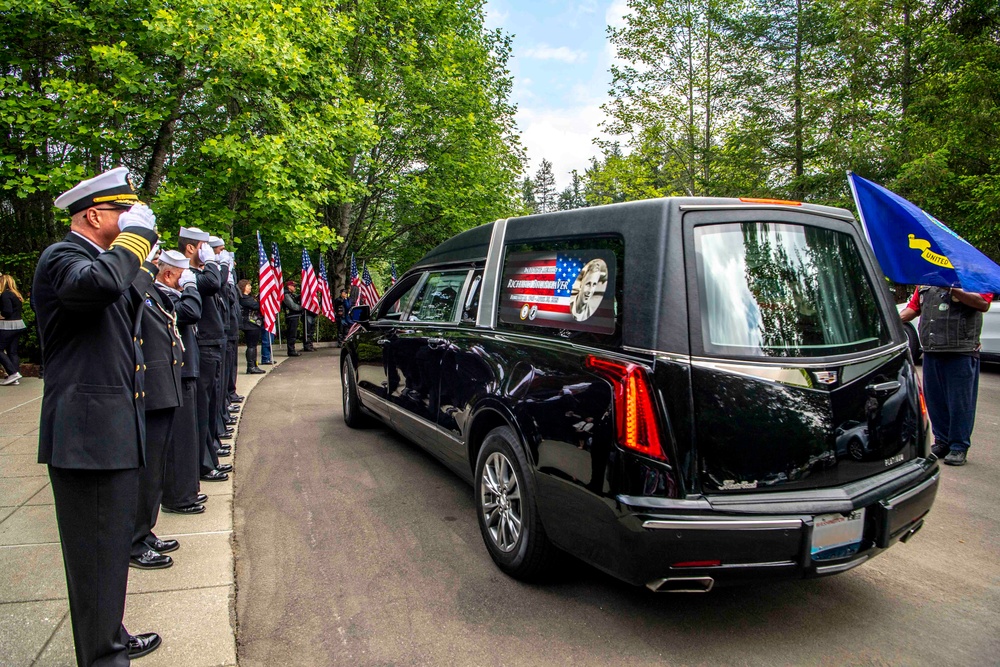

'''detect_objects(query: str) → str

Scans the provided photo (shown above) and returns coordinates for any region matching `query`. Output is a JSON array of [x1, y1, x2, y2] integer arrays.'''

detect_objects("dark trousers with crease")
[[132, 408, 175, 556], [162, 379, 200, 508], [227, 338, 238, 398], [49, 466, 138, 667], [198, 344, 223, 474]]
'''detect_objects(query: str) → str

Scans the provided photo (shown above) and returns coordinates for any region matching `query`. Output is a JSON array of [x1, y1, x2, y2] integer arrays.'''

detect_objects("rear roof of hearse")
[[412, 197, 859, 355]]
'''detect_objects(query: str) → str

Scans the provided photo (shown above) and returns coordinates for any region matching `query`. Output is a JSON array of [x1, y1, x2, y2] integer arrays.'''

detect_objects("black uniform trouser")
[[49, 466, 138, 667], [227, 338, 238, 398], [132, 408, 175, 556], [163, 379, 200, 507], [286, 316, 300, 353], [197, 344, 223, 474]]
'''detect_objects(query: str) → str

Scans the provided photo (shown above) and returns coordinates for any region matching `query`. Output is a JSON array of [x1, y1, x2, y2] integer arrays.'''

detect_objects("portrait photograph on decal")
[[570, 258, 608, 322]]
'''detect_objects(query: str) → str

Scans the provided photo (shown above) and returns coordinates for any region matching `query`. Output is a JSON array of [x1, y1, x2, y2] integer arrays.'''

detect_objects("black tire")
[[474, 425, 555, 581], [342, 356, 368, 428], [848, 437, 866, 461], [903, 322, 922, 364]]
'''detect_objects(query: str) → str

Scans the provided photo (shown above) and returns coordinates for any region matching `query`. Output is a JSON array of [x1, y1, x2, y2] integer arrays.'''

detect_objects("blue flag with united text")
[[848, 172, 1000, 293]]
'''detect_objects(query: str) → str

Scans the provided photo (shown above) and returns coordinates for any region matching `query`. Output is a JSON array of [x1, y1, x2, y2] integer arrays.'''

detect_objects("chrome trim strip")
[[882, 473, 939, 509], [678, 204, 855, 221], [477, 218, 508, 329], [480, 330, 651, 366], [690, 342, 907, 371], [814, 555, 869, 575], [357, 387, 464, 445], [642, 518, 803, 531], [710, 560, 797, 570]]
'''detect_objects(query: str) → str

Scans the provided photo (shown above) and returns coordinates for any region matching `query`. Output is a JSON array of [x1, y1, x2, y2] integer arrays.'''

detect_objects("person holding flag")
[[262, 243, 284, 364], [317, 254, 337, 323], [256, 233, 280, 366], [300, 250, 319, 352], [850, 172, 996, 467]]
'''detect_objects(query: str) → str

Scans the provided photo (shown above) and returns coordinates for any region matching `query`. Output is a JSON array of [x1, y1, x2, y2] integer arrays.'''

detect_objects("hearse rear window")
[[694, 222, 889, 358], [498, 237, 623, 344]]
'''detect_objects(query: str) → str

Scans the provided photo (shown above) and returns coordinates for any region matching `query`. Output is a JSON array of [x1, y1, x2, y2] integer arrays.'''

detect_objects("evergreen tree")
[[532, 159, 557, 213]]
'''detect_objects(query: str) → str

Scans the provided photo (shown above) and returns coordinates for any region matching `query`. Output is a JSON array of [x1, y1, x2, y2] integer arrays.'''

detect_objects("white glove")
[[179, 269, 197, 289], [118, 203, 156, 231], [198, 244, 217, 265], [219, 250, 234, 267], [146, 242, 160, 263]]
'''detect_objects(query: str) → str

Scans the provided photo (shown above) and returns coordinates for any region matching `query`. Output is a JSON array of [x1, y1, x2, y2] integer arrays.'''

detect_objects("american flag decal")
[[499, 250, 617, 334]]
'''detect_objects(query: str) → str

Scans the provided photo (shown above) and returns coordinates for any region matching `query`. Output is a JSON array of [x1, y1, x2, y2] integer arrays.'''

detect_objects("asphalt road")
[[234, 349, 1000, 666]]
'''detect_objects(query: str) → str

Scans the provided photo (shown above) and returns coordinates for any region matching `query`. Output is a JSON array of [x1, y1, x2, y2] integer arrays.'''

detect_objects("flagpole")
[[846, 171, 874, 247]]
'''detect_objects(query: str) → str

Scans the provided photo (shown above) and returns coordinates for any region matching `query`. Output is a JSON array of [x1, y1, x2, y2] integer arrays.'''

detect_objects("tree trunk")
[[142, 64, 187, 198], [793, 0, 804, 200]]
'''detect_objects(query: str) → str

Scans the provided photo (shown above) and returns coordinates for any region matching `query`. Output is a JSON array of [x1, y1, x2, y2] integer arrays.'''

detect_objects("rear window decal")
[[499, 250, 617, 334]]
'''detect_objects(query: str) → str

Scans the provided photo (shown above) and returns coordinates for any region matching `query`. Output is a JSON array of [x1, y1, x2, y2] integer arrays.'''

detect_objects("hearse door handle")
[[376, 338, 392, 346], [427, 338, 447, 349], [866, 380, 901, 399]]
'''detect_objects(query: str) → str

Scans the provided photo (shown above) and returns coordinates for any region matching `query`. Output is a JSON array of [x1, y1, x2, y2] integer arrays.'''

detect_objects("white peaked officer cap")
[[158, 250, 190, 269], [208, 236, 225, 248], [54, 166, 140, 215], [178, 227, 210, 243]]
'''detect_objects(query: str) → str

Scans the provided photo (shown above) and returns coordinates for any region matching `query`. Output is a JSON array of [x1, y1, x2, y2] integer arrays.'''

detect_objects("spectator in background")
[[0, 273, 27, 386], [334, 288, 352, 344], [900, 285, 993, 466], [283, 280, 303, 356], [238, 279, 265, 374]]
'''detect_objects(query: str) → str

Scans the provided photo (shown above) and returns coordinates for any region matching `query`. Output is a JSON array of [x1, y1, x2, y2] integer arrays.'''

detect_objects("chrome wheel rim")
[[342, 362, 351, 415], [480, 451, 522, 553]]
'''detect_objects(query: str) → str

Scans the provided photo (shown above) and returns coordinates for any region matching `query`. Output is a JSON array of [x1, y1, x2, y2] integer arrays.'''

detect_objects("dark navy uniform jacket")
[[164, 283, 203, 380], [140, 285, 184, 412], [194, 262, 227, 346], [33, 228, 159, 469], [226, 280, 240, 341]]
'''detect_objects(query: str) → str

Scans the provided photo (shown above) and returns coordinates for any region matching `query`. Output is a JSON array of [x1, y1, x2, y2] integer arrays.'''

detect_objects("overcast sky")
[[485, 0, 628, 190]]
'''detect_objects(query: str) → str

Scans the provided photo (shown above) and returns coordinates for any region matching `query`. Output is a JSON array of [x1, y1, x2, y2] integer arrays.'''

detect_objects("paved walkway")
[[0, 352, 289, 667]]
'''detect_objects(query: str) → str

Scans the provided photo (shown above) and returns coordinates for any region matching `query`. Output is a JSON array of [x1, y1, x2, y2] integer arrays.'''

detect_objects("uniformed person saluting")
[[33, 167, 163, 664], [129, 246, 188, 570], [159, 252, 208, 515]]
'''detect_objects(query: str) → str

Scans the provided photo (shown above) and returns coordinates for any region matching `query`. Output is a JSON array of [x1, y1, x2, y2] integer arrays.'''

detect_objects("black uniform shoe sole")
[[128, 633, 162, 659], [201, 472, 229, 482], [129, 556, 173, 570], [161, 504, 205, 515]]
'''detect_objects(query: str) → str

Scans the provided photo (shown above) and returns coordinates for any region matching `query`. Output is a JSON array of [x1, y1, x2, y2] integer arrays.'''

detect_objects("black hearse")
[[341, 197, 940, 592]]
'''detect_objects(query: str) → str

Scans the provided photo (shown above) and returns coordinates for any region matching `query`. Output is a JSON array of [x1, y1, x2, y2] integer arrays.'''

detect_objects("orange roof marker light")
[[739, 197, 802, 206]]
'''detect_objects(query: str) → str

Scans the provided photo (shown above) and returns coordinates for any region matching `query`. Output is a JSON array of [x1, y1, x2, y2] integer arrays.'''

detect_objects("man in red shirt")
[[900, 286, 993, 465]]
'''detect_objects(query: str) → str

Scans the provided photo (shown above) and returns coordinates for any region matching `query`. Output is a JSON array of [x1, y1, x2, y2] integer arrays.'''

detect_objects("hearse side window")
[[497, 237, 624, 347], [694, 222, 890, 358], [375, 273, 422, 321], [408, 271, 469, 324], [461, 271, 483, 324]]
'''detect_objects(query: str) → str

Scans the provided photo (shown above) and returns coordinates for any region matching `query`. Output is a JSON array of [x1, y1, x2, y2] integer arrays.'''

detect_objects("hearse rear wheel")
[[342, 356, 367, 428], [475, 425, 555, 581]]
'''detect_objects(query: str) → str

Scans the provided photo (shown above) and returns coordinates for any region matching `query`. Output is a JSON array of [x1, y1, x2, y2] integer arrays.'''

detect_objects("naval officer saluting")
[[33, 167, 162, 665]]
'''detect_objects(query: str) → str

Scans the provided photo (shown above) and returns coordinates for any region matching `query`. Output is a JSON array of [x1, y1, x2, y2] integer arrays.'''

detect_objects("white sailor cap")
[[179, 227, 210, 243], [208, 236, 225, 248], [54, 167, 140, 215], [158, 250, 190, 269]]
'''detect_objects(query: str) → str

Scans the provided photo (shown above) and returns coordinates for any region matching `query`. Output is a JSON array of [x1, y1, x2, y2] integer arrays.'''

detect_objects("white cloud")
[[484, 0, 509, 30], [516, 103, 613, 189], [605, 0, 631, 28], [521, 44, 588, 64]]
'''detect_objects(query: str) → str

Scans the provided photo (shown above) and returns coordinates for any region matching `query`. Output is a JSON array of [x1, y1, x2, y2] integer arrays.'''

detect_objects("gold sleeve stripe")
[[116, 232, 152, 254], [140, 265, 156, 279], [111, 236, 147, 257]]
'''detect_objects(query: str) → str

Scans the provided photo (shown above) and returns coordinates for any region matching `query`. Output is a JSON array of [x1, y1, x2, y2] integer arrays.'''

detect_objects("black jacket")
[[194, 261, 227, 346], [33, 228, 158, 469], [162, 282, 203, 380], [283, 289, 303, 322], [140, 285, 184, 411], [0, 289, 24, 320], [226, 280, 240, 341], [239, 294, 262, 331]]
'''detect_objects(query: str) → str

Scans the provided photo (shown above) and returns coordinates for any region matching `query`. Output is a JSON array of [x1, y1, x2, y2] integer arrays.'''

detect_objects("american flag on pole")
[[300, 249, 320, 313], [271, 243, 284, 297], [317, 254, 337, 321], [390, 261, 397, 286], [350, 253, 361, 292], [359, 262, 381, 306], [257, 232, 279, 335]]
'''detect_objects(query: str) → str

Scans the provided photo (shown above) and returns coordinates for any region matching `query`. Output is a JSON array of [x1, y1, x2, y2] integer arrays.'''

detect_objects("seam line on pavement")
[[0, 395, 43, 416], [0, 475, 53, 530], [29, 607, 68, 667], [0, 584, 235, 608]]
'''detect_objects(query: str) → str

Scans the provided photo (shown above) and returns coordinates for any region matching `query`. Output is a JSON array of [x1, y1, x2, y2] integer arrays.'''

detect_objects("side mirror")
[[350, 304, 370, 324]]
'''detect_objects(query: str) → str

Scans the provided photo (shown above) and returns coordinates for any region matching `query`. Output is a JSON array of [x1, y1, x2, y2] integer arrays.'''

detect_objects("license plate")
[[811, 509, 865, 561]]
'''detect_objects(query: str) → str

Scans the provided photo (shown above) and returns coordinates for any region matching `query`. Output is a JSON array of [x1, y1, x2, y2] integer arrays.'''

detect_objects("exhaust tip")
[[646, 576, 715, 593], [899, 519, 925, 543]]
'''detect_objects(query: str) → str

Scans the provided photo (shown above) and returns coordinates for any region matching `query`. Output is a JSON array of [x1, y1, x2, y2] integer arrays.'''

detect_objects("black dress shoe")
[[219, 433, 233, 441], [288, 350, 302, 357], [161, 503, 205, 515], [221, 427, 235, 435], [201, 470, 229, 482], [196, 493, 208, 504], [215, 463, 233, 473], [130, 550, 173, 569], [128, 632, 162, 659], [224, 417, 238, 426], [228, 405, 241, 413], [146, 537, 179, 553], [218, 448, 231, 457], [248, 367, 266, 374], [231, 394, 245, 402]]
